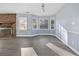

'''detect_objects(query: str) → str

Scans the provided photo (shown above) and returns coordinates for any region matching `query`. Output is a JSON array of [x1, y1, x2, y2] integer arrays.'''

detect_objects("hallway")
[[0, 36, 77, 56]]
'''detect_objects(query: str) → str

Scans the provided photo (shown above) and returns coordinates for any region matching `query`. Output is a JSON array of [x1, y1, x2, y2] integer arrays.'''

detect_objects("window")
[[32, 19, 37, 29], [19, 17, 27, 31], [51, 20, 54, 29], [39, 19, 48, 29]]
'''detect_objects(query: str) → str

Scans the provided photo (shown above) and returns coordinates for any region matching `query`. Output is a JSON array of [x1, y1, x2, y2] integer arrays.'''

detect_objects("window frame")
[[32, 17, 38, 30], [18, 17, 28, 31], [39, 17, 49, 30]]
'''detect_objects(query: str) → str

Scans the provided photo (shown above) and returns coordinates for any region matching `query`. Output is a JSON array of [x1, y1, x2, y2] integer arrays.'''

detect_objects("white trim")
[[68, 31, 79, 35], [16, 35, 36, 37], [50, 19, 55, 30], [16, 34, 55, 37], [16, 33, 79, 55], [32, 17, 38, 30], [39, 17, 49, 30], [55, 35, 79, 55], [38, 34, 56, 36], [18, 17, 28, 31], [67, 44, 79, 55]]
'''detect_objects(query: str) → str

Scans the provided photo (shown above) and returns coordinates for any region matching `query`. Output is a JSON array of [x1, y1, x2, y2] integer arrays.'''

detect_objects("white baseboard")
[[16, 34, 55, 37], [67, 44, 79, 55], [16, 35, 36, 37], [16, 34, 79, 55], [55, 35, 79, 55]]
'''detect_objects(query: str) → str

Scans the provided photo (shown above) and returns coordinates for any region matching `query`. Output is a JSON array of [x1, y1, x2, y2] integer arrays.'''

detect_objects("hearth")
[[0, 27, 12, 37]]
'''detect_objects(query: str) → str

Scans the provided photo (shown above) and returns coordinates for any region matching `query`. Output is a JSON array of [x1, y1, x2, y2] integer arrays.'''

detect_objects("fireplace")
[[0, 27, 12, 37], [0, 14, 16, 37]]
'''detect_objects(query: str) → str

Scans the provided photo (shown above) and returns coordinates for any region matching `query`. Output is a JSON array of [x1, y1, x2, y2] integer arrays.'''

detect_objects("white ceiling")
[[0, 3, 65, 16]]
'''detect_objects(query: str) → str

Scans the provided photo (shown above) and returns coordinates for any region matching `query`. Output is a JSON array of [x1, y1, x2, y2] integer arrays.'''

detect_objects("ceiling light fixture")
[[41, 3, 45, 12]]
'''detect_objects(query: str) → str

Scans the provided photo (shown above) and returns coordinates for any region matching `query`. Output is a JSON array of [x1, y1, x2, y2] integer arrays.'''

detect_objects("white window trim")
[[39, 18, 49, 30], [50, 17, 55, 30], [18, 17, 28, 31], [32, 18, 38, 30]]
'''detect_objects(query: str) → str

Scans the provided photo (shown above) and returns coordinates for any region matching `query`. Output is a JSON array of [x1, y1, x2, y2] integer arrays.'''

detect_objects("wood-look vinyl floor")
[[0, 35, 77, 56]]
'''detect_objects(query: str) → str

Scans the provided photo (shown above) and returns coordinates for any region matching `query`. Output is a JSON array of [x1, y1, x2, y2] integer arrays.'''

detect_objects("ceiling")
[[0, 3, 65, 16]]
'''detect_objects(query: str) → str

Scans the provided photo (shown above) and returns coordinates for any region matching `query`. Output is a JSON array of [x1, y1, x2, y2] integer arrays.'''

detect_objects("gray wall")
[[56, 3, 79, 33], [56, 3, 79, 54], [68, 32, 79, 52]]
